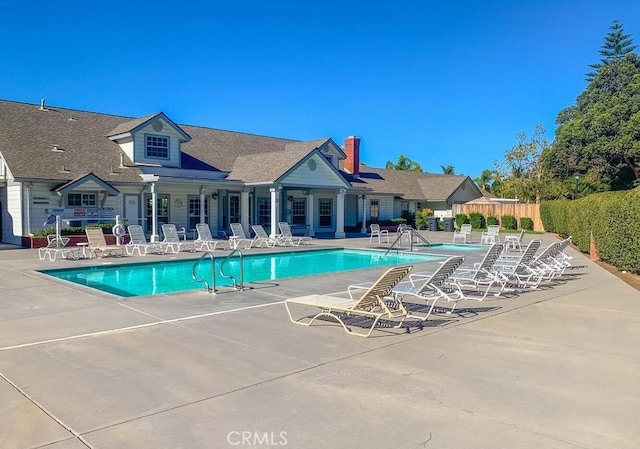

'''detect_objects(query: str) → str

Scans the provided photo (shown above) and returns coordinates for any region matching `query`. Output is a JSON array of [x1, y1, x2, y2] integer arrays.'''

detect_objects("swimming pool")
[[40, 248, 444, 297], [424, 243, 485, 251]]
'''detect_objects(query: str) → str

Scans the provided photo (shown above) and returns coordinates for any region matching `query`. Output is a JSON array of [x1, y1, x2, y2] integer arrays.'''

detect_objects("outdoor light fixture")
[[212, 193, 218, 200], [288, 195, 294, 202]]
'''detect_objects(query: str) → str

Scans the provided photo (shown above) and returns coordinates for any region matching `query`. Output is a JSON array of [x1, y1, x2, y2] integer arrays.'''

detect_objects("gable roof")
[[53, 172, 120, 196], [354, 164, 481, 201], [107, 112, 191, 142]]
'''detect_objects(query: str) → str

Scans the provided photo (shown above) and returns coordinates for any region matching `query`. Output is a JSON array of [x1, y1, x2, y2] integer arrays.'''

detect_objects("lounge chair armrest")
[[347, 282, 373, 300]]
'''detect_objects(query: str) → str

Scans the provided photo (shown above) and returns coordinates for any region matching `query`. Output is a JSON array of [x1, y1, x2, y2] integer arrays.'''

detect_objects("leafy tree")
[[494, 124, 550, 202], [587, 20, 638, 81], [547, 53, 640, 192], [385, 154, 423, 171], [473, 169, 497, 192], [440, 164, 455, 175]]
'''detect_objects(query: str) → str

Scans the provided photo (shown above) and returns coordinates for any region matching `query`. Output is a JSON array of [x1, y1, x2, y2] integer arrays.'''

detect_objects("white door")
[[124, 195, 140, 227]]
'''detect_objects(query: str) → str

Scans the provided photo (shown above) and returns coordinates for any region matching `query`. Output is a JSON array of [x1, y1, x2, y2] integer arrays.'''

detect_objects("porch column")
[[306, 193, 315, 237], [361, 195, 367, 233], [199, 186, 206, 225], [269, 187, 281, 238], [150, 182, 158, 242], [241, 190, 250, 234], [335, 188, 346, 239]]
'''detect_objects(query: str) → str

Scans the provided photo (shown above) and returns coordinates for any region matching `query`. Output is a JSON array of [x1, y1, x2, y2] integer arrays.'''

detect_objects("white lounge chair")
[[38, 234, 78, 261], [285, 265, 413, 337], [85, 227, 125, 258], [195, 223, 226, 251], [448, 243, 508, 299], [528, 237, 573, 279], [453, 223, 472, 244], [481, 225, 500, 244], [369, 223, 389, 243], [251, 224, 282, 247], [492, 239, 543, 288], [504, 229, 525, 251], [278, 222, 311, 246], [391, 256, 466, 316], [162, 223, 197, 253], [229, 223, 254, 249], [125, 225, 165, 256]]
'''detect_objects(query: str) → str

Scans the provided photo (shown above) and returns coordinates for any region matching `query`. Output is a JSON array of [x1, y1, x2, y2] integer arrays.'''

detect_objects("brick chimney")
[[343, 135, 360, 175]]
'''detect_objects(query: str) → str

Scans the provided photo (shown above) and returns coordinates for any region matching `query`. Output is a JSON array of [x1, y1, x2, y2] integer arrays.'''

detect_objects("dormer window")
[[67, 193, 97, 207], [145, 134, 169, 159]]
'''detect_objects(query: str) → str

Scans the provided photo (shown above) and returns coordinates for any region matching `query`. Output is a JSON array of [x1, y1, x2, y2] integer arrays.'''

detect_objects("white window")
[[257, 198, 271, 226], [145, 134, 169, 159], [292, 198, 306, 225], [370, 200, 379, 220], [319, 198, 333, 227], [67, 193, 97, 207]]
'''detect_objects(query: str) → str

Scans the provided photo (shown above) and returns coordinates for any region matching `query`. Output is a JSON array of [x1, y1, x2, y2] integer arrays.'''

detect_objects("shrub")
[[32, 222, 121, 237], [401, 210, 416, 227], [414, 208, 433, 230], [520, 217, 534, 231], [501, 215, 517, 230], [540, 188, 640, 273], [487, 215, 499, 227], [391, 217, 407, 226], [455, 213, 468, 229], [469, 212, 485, 230]]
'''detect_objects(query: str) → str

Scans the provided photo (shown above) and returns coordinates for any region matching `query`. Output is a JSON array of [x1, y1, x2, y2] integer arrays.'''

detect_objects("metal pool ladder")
[[191, 249, 245, 294], [385, 226, 431, 256]]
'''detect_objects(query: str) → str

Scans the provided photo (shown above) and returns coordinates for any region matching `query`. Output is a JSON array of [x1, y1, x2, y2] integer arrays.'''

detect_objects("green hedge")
[[520, 217, 534, 231], [540, 188, 640, 273], [486, 215, 499, 226], [455, 213, 468, 229], [32, 222, 120, 237], [501, 215, 516, 230], [469, 212, 485, 230]]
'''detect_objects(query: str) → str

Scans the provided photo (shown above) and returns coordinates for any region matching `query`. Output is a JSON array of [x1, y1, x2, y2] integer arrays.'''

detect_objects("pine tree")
[[586, 20, 637, 81]]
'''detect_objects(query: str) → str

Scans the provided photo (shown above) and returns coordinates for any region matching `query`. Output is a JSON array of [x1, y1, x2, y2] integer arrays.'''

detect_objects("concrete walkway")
[[1, 231, 638, 448]]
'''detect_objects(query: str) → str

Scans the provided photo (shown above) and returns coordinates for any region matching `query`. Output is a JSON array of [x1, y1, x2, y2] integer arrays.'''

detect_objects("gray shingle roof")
[[228, 140, 331, 183], [355, 164, 478, 201], [0, 99, 306, 185], [0, 100, 143, 183], [0, 99, 483, 203]]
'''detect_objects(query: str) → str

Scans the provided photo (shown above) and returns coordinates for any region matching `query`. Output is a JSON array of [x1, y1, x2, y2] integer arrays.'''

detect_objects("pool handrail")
[[385, 227, 431, 256], [192, 251, 216, 293], [219, 248, 244, 291]]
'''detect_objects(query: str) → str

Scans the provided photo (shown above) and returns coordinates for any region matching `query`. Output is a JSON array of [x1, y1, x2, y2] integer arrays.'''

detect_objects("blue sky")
[[2, 1, 639, 178]]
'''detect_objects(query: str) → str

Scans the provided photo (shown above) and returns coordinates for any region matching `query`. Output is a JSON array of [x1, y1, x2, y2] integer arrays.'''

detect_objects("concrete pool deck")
[[1, 231, 639, 448]]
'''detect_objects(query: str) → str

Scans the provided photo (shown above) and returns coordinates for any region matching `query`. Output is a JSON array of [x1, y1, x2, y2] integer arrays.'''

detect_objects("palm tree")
[[441, 165, 455, 175], [385, 155, 422, 171], [473, 169, 497, 192]]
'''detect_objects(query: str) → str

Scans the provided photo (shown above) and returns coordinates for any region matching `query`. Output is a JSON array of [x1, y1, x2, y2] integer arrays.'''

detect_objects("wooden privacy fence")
[[452, 203, 544, 232]]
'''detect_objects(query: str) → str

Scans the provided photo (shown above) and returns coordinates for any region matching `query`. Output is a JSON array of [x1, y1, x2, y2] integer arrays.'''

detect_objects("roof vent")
[[60, 164, 70, 173], [39, 99, 48, 111], [52, 144, 64, 152], [110, 166, 119, 175], [68, 115, 76, 121]]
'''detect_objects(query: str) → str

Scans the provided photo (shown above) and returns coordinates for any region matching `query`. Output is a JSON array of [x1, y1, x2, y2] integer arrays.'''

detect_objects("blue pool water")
[[40, 248, 444, 297]]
